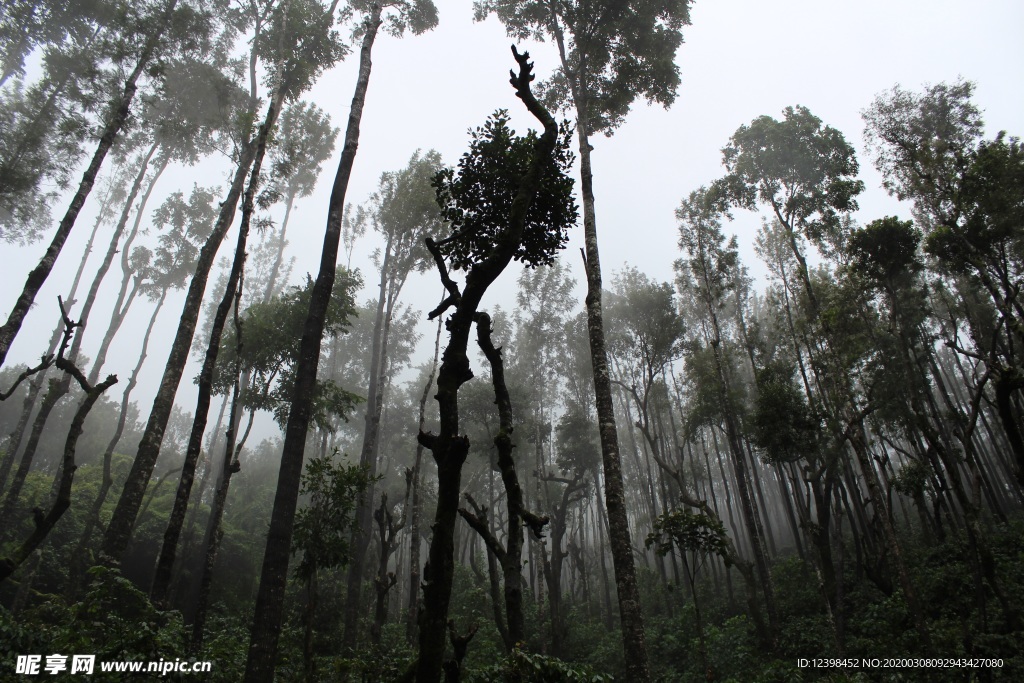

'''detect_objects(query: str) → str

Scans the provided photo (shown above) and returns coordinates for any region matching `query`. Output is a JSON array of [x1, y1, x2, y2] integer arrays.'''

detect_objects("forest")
[[0, 0, 1022, 681]]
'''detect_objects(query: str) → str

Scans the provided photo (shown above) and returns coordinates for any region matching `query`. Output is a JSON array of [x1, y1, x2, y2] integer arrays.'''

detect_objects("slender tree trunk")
[[0, 179, 116, 492], [0, 0, 178, 369], [263, 192, 296, 302], [88, 154, 170, 385], [101, 116, 261, 565], [189, 285, 246, 650], [151, 90, 282, 605], [243, 8, 383, 680], [343, 238, 394, 649], [558, 42, 652, 677], [66, 289, 167, 599]]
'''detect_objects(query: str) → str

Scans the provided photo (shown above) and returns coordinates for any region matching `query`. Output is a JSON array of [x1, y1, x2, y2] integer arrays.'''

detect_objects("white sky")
[[2, 0, 1022, 446]]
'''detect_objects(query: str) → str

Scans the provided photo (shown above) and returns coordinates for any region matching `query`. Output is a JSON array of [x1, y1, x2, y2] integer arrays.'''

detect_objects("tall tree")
[[476, 3, 694, 675], [0, 0, 219, 369], [864, 81, 1024, 484], [676, 187, 779, 637], [243, 1, 438, 678], [343, 149, 443, 649], [150, 0, 348, 605], [413, 50, 575, 681]]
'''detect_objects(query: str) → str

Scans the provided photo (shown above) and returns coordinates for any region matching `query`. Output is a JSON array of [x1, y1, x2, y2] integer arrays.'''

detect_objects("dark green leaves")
[[432, 110, 577, 271], [751, 362, 821, 465], [925, 133, 1024, 276], [210, 268, 363, 430], [291, 453, 373, 580], [847, 216, 922, 288], [646, 508, 729, 564]]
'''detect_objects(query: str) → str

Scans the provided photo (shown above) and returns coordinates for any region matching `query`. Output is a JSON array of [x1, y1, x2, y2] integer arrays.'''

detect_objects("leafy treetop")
[[717, 105, 864, 249], [432, 110, 577, 271]]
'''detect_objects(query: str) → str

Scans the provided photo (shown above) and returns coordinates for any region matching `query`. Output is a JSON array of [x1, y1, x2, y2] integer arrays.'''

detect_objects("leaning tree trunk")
[[188, 280, 246, 650], [0, 0, 178, 370], [243, 7, 383, 681], [87, 153, 170, 386], [0, 138, 159, 524], [150, 89, 282, 606], [0, 181, 116, 493], [100, 118, 262, 565]]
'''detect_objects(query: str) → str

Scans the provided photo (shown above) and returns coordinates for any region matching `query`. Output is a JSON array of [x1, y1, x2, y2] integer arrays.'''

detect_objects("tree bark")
[[150, 89, 282, 606], [243, 7, 383, 680], [101, 111, 260, 564]]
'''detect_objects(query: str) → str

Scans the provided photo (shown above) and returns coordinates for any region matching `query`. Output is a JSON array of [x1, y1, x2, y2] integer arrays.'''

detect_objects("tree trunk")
[[415, 48, 559, 683], [189, 292, 246, 650], [87, 154, 170, 386], [66, 289, 167, 599], [560, 45, 652, 678], [0, 181, 115, 492], [0, 351, 117, 582], [243, 8, 383, 680], [0, 0, 178, 369], [407, 318, 441, 644], [343, 237, 394, 649], [101, 111, 261, 565], [150, 90, 282, 605]]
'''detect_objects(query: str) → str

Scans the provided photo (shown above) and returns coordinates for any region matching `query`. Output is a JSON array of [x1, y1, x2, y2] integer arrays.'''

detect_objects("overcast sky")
[[2, 0, 1022, 446]]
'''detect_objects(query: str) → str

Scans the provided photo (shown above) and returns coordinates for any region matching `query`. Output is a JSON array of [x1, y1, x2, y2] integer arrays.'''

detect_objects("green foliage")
[[646, 508, 730, 566], [261, 100, 339, 207], [892, 458, 930, 499], [143, 185, 220, 292], [257, 0, 348, 101], [467, 648, 613, 683], [847, 216, 922, 289], [476, 0, 693, 134], [291, 452, 373, 580], [6, 566, 189, 681], [433, 110, 577, 270], [681, 343, 746, 436], [211, 267, 363, 430], [718, 105, 864, 248], [863, 79, 982, 220], [331, 622, 415, 681], [751, 362, 821, 464], [554, 406, 601, 475], [606, 267, 686, 377], [925, 133, 1024, 277]]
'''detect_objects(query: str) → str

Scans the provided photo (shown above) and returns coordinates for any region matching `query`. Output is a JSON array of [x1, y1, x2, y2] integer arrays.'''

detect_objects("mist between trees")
[[0, 1, 1023, 681]]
